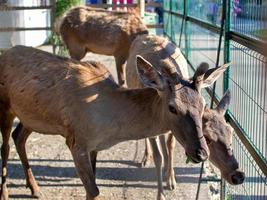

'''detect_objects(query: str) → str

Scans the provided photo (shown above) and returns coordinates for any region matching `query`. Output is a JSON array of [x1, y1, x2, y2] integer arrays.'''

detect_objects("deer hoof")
[[166, 175, 177, 190], [30, 187, 40, 198], [31, 191, 40, 199], [0, 186, 9, 200], [140, 154, 152, 167], [87, 196, 101, 200], [157, 193, 166, 200], [141, 159, 151, 167], [27, 183, 40, 198]]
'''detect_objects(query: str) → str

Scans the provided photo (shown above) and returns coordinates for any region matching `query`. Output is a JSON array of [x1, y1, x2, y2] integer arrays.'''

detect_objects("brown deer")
[[152, 91, 245, 200], [58, 6, 148, 86], [0, 45, 213, 200], [124, 34, 234, 200], [123, 35, 244, 199]]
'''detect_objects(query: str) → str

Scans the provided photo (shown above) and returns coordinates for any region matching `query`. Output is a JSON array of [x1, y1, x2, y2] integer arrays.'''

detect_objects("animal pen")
[[163, 0, 266, 199], [0, 0, 266, 199]]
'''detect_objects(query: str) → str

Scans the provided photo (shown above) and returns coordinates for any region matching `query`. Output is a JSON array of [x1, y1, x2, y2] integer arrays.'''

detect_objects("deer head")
[[203, 91, 245, 184], [136, 55, 229, 163]]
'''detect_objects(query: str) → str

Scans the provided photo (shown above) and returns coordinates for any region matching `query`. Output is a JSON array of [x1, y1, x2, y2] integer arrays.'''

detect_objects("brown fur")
[[0, 45, 210, 200], [164, 94, 245, 190], [124, 35, 232, 200], [125, 35, 229, 160], [59, 6, 148, 85], [202, 101, 245, 185], [160, 98, 245, 197]]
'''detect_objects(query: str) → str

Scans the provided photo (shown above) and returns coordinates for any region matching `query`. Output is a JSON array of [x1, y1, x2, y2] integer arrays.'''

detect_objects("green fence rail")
[[163, 0, 266, 199]]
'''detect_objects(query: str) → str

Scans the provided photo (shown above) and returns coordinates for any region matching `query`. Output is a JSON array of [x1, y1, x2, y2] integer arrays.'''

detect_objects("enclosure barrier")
[[85, 1, 163, 29], [163, 0, 266, 199], [0, 0, 162, 53], [0, 0, 56, 52]]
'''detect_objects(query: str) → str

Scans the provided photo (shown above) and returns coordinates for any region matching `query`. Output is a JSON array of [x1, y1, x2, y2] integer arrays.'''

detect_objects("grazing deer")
[[154, 92, 245, 200], [123, 35, 244, 199], [58, 6, 148, 86], [124, 34, 231, 200], [0, 45, 211, 200]]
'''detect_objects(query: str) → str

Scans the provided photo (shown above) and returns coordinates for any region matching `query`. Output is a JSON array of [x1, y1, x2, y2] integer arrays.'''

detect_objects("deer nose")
[[231, 171, 245, 185], [195, 149, 208, 162]]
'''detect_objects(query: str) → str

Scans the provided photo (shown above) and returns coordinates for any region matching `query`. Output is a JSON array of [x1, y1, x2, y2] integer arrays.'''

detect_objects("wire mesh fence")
[[163, 0, 267, 199]]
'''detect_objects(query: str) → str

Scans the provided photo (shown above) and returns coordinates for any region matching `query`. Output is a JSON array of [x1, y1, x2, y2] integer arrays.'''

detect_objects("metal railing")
[[85, 1, 163, 29], [0, 0, 56, 52], [163, 0, 266, 199]]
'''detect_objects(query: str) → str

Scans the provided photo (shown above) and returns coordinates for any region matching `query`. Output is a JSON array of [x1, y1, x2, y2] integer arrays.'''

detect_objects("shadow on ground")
[[4, 159, 201, 184]]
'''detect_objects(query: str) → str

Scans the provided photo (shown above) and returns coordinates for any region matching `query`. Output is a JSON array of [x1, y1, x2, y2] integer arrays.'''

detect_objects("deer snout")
[[195, 148, 208, 162], [194, 135, 210, 162], [230, 170, 245, 185], [186, 148, 209, 163]]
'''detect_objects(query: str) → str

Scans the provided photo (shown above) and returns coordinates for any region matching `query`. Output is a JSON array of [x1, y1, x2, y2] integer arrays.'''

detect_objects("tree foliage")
[[55, 0, 81, 18]]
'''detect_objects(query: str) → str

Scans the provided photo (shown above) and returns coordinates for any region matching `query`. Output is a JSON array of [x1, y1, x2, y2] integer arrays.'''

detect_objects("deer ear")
[[193, 62, 209, 91], [216, 90, 231, 115], [202, 63, 230, 88], [193, 63, 230, 91], [136, 55, 164, 91]]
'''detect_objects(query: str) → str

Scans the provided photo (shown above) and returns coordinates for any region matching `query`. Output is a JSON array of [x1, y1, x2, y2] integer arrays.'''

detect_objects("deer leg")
[[90, 151, 98, 176], [12, 123, 40, 197], [66, 136, 100, 200], [159, 135, 168, 175], [166, 134, 176, 190], [0, 111, 14, 200], [149, 137, 165, 200], [115, 56, 126, 87], [141, 138, 153, 167]]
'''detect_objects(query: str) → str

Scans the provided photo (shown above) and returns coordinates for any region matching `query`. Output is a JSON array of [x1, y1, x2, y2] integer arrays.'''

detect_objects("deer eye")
[[168, 105, 177, 115], [150, 80, 157, 85], [167, 80, 172, 91]]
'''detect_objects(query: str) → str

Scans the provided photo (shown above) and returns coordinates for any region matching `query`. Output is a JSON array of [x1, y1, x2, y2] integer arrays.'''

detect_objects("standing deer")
[[152, 91, 245, 200], [124, 34, 232, 200], [58, 6, 148, 86], [123, 34, 244, 199], [0, 45, 211, 200]]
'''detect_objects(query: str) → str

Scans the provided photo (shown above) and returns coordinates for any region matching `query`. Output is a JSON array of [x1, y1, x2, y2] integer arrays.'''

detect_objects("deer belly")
[[13, 108, 66, 136], [86, 41, 117, 56], [9, 93, 66, 135]]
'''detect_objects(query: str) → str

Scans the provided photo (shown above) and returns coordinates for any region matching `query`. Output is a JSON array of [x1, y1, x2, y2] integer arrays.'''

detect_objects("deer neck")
[[111, 87, 168, 141]]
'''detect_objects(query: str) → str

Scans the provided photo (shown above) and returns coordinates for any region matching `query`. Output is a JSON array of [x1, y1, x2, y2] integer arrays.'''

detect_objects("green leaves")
[[186, 156, 193, 164], [49, 0, 81, 55], [55, 0, 81, 18]]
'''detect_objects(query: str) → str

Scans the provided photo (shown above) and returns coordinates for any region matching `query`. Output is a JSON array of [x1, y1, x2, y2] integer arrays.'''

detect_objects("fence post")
[[222, 0, 231, 199], [107, 0, 112, 11], [224, 0, 231, 93], [184, 0, 190, 60], [138, 0, 145, 19], [171, 0, 175, 41], [51, 0, 56, 54]]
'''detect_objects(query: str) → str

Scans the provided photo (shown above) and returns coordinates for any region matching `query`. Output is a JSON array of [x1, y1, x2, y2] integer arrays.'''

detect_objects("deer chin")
[[185, 152, 202, 164], [222, 170, 245, 185]]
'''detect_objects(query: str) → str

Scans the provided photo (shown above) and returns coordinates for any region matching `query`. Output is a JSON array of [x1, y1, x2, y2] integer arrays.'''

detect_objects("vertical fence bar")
[[170, 0, 173, 41], [224, 0, 231, 93], [51, 0, 56, 54], [138, 0, 145, 19], [184, 0, 190, 60], [178, 0, 184, 47], [222, 0, 231, 198]]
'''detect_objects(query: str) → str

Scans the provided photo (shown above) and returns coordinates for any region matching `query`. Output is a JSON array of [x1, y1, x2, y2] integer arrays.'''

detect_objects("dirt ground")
[[3, 50, 212, 200]]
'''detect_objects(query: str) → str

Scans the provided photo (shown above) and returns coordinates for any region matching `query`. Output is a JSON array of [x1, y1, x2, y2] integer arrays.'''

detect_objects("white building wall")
[[0, 0, 49, 49]]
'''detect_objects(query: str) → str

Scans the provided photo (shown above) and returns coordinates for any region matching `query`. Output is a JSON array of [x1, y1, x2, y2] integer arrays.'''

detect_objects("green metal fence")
[[163, 0, 266, 199]]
